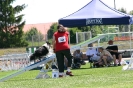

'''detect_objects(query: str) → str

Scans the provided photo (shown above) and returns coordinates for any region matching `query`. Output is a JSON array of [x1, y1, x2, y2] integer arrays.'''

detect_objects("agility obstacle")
[[0, 54, 55, 82]]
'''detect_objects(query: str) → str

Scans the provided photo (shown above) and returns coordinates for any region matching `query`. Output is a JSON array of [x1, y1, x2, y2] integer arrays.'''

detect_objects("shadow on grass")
[[72, 65, 120, 71], [72, 73, 92, 77]]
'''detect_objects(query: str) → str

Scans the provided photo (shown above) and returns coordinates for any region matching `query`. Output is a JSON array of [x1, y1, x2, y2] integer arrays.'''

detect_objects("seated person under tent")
[[86, 43, 100, 68], [94, 47, 114, 67], [72, 49, 84, 69], [106, 40, 124, 66]]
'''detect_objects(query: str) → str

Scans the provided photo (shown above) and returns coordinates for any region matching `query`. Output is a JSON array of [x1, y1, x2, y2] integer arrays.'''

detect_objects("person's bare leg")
[[113, 55, 117, 65], [102, 56, 108, 66], [118, 54, 122, 65]]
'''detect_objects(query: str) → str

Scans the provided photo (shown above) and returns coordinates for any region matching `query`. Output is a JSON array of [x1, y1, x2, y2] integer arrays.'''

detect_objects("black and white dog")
[[30, 42, 51, 61]]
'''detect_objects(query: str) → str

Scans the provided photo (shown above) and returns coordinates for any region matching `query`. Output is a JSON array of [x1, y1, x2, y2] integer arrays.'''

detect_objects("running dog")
[[29, 42, 57, 69]]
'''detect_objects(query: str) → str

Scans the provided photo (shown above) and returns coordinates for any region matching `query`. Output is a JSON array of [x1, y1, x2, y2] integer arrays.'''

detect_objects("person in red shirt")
[[52, 24, 74, 77]]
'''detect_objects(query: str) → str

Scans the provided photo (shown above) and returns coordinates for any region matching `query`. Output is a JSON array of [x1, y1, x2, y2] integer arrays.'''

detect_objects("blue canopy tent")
[[58, 0, 133, 27]]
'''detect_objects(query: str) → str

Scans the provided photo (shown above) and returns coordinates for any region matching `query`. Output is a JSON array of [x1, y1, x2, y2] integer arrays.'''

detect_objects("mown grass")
[[27, 41, 44, 47], [0, 48, 26, 56], [0, 64, 133, 88]]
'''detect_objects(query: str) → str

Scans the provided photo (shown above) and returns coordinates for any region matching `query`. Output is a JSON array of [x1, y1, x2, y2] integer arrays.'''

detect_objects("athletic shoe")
[[118, 64, 121, 66], [66, 71, 74, 76]]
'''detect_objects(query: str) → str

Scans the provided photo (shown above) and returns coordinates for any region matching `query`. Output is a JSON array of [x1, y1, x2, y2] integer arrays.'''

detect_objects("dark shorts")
[[113, 53, 121, 59], [107, 56, 113, 63], [74, 58, 81, 64]]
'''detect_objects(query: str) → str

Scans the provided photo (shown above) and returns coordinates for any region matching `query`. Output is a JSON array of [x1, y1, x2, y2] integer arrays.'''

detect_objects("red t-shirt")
[[54, 31, 70, 51]]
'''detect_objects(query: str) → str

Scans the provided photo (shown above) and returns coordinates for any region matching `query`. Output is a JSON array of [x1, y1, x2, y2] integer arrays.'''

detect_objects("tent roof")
[[59, 0, 133, 27]]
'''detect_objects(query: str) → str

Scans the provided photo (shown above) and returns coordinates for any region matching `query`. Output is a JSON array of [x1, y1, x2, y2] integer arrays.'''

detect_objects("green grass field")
[[0, 48, 26, 56], [0, 64, 133, 88]]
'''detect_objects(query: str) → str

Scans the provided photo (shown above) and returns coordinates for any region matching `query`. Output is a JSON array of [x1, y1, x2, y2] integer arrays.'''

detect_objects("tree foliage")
[[47, 23, 58, 40], [118, 8, 129, 32], [0, 0, 28, 48], [118, 8, 127, 13], [24, 27, 44, 42], [129, 10, 133, 32], [69, 27, 81, 43], [78, 26, 102, 37]]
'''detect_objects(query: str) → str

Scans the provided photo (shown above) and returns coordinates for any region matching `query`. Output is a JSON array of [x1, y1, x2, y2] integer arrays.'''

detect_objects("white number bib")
[[58, 36, 66, 43]]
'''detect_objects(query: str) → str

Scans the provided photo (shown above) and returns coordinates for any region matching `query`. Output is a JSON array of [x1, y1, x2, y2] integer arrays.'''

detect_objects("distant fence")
[[0, 53, 31, 71], [114, 36, 133, 41], [26, 34, 48, 47]]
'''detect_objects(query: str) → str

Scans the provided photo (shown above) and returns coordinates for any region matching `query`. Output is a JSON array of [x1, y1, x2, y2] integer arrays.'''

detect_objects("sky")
[[13, 0, 133, 24]]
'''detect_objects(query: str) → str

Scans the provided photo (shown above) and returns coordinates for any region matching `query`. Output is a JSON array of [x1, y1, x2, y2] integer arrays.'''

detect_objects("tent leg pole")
[[76, 32, 78, 44], [129, 25, 132, 56]]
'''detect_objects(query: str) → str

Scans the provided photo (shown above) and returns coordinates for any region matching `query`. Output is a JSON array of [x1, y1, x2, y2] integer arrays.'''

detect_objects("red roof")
[[23, 22, 54, 35]]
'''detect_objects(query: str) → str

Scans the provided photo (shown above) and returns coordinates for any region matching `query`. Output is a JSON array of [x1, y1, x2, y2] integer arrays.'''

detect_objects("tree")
[[24, 27, 44, 42], [69, 27, 81, 43], [118, 8, 127, 13], [0, 0, 28, 48], [129, 10, 133, 32], [47, 23, 58, 40], [118, 8, 128, 32], [78, 26, 102, 37], [129, 10, 133, 15]]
